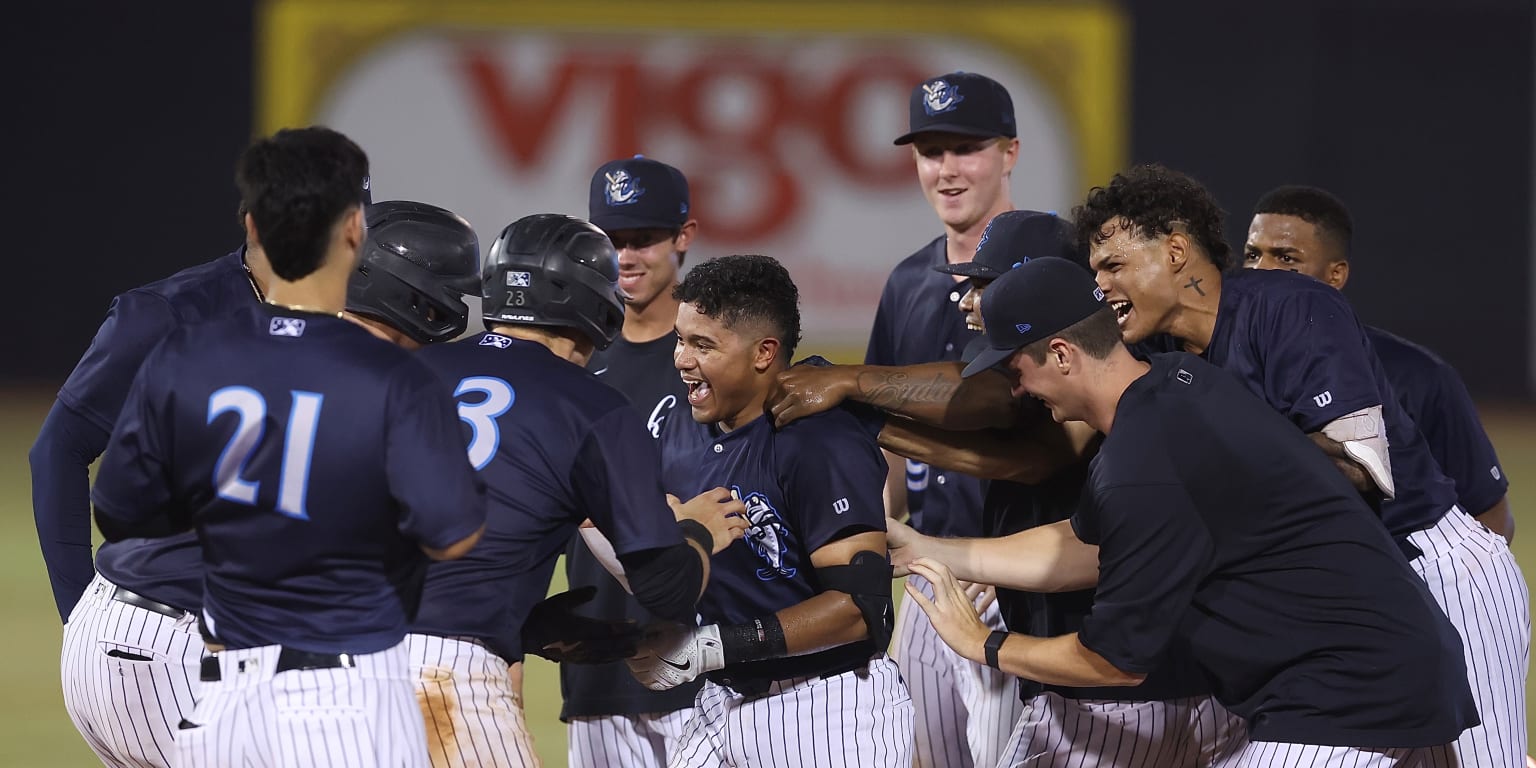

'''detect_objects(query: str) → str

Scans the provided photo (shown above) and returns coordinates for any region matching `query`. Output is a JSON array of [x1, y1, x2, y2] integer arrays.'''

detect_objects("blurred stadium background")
[[3, 0, 1531, 764]]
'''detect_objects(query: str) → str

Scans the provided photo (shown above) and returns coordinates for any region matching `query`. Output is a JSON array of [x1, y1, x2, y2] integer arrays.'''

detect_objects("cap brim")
[[961, 343, 1018, 378], [933, 261, 1003, 279], [590, 213, 681, 233], [893, 124, 1007, 146]]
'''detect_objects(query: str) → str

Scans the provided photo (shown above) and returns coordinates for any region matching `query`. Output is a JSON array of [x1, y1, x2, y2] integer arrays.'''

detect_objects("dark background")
[[6, 0, 1532, 396]]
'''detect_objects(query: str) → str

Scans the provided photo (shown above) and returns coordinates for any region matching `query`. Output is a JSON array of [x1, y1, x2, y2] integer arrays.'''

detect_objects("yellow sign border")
[[258, 0, 1127, 194]]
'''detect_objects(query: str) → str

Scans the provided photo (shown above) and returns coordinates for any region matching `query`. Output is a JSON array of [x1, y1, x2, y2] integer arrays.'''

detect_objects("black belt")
[[200, 648, 359, 683], [111, 587, 187, 621], [708, 657, 869, 698]]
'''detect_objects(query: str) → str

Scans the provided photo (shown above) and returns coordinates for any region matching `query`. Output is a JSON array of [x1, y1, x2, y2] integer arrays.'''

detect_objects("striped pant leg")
[[408, 634, 539, 768], [60, 573, 202, 768], [569, 709, 693, 768], [896, 574, 973, 768], [993, 694, 1236, 768], [951, 595, 1026, 768], [1410, 509, 1530, 768], [1217, 740, 1459, 767], [667, 686, 725, 768]]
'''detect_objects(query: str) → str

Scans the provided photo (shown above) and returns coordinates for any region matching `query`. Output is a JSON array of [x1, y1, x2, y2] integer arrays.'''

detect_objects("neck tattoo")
[[1184, 277, 1206, 296]]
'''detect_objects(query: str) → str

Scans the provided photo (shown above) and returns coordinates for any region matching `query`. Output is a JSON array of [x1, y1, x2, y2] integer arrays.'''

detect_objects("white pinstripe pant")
[[995, 693, 1245, 768], [407, 634, 540, 768], [1409, 509, 1529, 768], [895, 574, 1024, 768], [61, 572, 202, 768], [669, 657, 913, 767], [173, 642, 427, 768], [569, 709, 691, 767], [1213, 740, 1458, 767]]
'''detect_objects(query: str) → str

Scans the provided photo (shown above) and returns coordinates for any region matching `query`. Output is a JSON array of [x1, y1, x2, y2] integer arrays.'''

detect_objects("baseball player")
[[52, 189, 477, 766], [872, 70, 1024, 768], [1243, 184, 1515, 541], [90, 127, 488, 767], [894, 256, 1478, 766], [1077, 164, 1528, 767], [561, 156, 701, 767], [407, 213, 748, 768], [629, 255, 911, 767], [771, 211, 1240, 767]]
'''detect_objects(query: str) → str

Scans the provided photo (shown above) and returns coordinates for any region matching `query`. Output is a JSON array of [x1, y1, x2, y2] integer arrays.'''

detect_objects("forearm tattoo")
[[856, 370, 960, 410]]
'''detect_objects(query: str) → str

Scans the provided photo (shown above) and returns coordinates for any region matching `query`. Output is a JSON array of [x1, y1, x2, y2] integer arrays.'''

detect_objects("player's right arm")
[[887, 516, 1100, 593], [386, 361, 488, 560], [770, 361, 1020, 431]]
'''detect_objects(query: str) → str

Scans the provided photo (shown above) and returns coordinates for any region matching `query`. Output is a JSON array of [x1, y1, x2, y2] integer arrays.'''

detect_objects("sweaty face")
[[607, 228, 682, 307], [1243, 214, 1339, 285], [958, 278, 991, 332], [911, 133, 1017, 232], [1090, 222, 1180, 344], [674, 302, 768, 429]]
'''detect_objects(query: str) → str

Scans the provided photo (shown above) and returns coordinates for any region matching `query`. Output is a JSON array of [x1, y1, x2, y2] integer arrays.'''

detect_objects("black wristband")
[[719, 615, 789, 664], [677, 518, 713, 553], [984, 630, 1010, 670]]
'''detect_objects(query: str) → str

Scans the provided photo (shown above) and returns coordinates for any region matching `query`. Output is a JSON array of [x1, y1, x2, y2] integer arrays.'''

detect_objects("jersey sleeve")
[[30, 399, 112, 620], [1075, 481, 1214, 675], [572, 405, 685, 556], [1255, 290, 1385, 433], [90, 342, 179, 537], [1412, 363, 1509, 515], [59, 291, 179, 433], [780, 417, 889, 554], [385, 361, 488, 551]]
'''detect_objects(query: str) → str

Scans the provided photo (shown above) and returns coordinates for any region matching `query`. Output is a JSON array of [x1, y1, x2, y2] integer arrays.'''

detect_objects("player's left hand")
[[522, 587, 643, 664], [905, 558, 990, 665], [625, 623, 726, 691], [960, 580, 998, 615]]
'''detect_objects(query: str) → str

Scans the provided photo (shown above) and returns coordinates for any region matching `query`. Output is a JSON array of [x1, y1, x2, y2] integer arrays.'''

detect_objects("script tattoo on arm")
[[855, 370, 960, 410]]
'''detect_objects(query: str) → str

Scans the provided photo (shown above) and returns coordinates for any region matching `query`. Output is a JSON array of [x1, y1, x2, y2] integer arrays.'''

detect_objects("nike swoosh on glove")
[[625, 623, 726, 691]]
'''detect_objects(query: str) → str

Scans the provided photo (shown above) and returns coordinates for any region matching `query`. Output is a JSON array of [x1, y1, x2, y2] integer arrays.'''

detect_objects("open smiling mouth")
[[683, 378, 712, 405], [1110, 300, 1132, 327]]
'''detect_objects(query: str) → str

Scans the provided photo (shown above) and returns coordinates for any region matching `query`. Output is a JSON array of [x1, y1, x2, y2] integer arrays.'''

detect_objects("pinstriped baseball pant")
[[408, 634, 540, 768]]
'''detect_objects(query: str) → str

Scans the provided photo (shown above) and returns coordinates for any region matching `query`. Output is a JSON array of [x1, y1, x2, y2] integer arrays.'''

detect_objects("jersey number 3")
[[455, 376, 515, 471], [207, 387, 323, 520]]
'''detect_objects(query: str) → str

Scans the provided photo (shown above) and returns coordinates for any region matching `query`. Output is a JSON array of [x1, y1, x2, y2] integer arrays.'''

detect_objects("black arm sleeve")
[[619, 539, 705, 625], [30, 399, 111, 622]]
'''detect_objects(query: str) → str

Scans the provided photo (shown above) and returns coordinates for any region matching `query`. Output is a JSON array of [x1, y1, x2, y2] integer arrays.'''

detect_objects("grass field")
[[4, 388, 1535, 766]]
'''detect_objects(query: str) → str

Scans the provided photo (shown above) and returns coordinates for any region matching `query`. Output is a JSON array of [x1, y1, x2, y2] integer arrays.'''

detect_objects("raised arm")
[[770, 362, 1021, 431]]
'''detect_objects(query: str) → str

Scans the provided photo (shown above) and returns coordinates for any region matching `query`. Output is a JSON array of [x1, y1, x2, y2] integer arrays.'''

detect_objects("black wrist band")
[[678, 519, 713, 553], [719, 615, 789, 664], [984, 630, 1010, 670]]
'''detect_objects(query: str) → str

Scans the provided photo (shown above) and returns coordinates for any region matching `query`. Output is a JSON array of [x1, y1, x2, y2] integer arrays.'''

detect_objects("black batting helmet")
[[482, 214, 625, 350], [347, 201, 480, 344]]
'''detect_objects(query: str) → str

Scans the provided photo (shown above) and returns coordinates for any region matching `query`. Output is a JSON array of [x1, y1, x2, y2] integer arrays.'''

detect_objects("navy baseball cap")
[[961, 257, 1109, 378], [935, 210, 1080, 280], [894, 72, 1016, 146], [588, 155, 690, 232]]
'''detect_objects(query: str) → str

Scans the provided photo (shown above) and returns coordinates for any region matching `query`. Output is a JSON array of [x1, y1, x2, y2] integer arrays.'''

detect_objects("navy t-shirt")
[[1201, 269, 1459, 541], [411, 333, 685, 661], [92, 304, 487, 654], [1367, 326, 1508, 516], [1075, 352, 1475, 748], [865, 236, 983, 537], [660, 408, 888, 680], [562, 330, 699, 718], [46, 250, 254, 614]]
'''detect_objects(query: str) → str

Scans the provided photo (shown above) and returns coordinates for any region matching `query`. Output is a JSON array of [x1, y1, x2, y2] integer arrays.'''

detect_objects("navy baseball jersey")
[[34, 249, 256, 618], [1075, 352, 1475, 748], [866, 237, 983, 537], [563, 330, 698, 718], [411, 332, 686, 661], [92, 304, 486, 654], [1201, 269, 1459, 542], [659, 408, 888, 679], [1367, 326, 1508, 516]]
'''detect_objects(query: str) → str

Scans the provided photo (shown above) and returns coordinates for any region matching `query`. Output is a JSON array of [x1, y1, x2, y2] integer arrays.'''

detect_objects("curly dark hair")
[[674, 254, 802, 360], [1253, 185, 1353, 259], [236, 126, 370, 281], [1072, 164, 1232, 270]]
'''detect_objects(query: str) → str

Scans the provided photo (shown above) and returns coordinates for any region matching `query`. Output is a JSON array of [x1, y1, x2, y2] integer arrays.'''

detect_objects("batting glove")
[[625, 623, 725, 691]]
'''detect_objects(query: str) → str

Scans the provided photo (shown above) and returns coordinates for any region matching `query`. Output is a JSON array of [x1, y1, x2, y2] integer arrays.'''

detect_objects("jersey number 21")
[[207, 386, 323, 520]]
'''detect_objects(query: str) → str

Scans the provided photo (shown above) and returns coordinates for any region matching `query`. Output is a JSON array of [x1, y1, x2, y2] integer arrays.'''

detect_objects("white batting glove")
[[625, 623, 726, 691]]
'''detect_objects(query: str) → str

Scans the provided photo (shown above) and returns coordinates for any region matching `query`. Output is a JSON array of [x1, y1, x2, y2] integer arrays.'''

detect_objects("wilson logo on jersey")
[[1312, 390, 1334, 408], [732, 486, 797, 581], [832, 497, 850, 515], [268, 317, 306, 337]]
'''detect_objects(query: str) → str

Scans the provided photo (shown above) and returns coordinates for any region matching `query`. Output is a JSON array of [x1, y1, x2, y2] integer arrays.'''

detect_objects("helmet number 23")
[[455, 376, 516, 471]]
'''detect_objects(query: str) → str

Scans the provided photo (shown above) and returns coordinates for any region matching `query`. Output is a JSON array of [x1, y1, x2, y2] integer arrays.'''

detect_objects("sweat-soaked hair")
[[674, 254, 802, 361], [1073, 164, 1233, 270]]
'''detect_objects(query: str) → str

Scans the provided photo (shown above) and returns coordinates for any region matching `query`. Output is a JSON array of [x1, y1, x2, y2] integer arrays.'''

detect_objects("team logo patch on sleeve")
[[268, 317, 306, 337], [732, 486, 797, 581]]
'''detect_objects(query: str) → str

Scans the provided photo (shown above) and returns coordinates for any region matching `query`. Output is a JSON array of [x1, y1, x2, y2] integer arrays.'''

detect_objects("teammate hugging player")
[[407, 213, 748, 768], [625, 254, 912, 767]]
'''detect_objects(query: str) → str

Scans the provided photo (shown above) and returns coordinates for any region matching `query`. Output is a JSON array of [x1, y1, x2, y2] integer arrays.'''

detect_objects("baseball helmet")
[[347, 201, 480, 344], [482, 213, 625, 350]]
